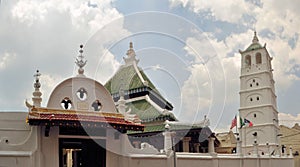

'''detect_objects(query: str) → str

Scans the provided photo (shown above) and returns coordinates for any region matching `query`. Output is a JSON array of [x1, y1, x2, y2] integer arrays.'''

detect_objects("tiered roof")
[[104, 42, 175, 124]]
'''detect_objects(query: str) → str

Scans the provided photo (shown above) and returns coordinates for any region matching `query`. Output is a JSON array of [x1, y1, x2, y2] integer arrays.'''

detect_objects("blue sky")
[[1, 0, 300, 131]]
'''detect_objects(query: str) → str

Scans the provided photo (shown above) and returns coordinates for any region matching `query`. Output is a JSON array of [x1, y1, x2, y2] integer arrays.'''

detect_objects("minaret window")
[[254, 113, 257, 118], [92, 100, 102, 111], [250, 98, 253, 102], [256, 53, 262, 64], [61, 97, 72, 110], [257, 97, 260, 101], [245, 55, 251, 66], [256, 83, 259, 86], [250, 84, 252, 87]]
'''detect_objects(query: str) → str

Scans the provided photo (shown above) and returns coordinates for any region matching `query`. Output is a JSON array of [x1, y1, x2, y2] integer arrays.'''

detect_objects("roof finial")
[[75, 44, 87, 75], [32, 70, 42, 107], [126, 42, 136, 57], [252, 31, 259, 43], [33, 70, 41, 89], [124, 41, 139, 65], [129, 42, 133, 49]]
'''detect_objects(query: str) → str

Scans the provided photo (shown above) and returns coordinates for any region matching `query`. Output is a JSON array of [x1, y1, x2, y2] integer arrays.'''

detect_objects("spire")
[[252, 31, 259, 43], [32, 70, 42, 107], [124, 42, 139, 65], [75, 44, 87, 75]]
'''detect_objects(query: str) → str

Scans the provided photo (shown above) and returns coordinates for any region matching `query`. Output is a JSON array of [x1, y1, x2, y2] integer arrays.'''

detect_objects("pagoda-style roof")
[[241, 31, 264, 53], [245, 42, 263, 52], [104, 44, 174, 111], [27, 107, 144, 132], [105, 65, 156, 95], [126, 100, 177, 123]]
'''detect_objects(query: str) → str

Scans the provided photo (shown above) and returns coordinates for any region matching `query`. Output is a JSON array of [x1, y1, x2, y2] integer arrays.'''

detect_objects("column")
[[208, 137, 215, 154], [183, 137, 191, 152]]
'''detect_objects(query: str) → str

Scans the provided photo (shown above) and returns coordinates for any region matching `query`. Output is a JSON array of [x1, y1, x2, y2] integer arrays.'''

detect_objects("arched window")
[[92, 99, 102, 111], [256, 53, 262, 64], [61, 97, 72, 109], [245, 55, 251, 66]]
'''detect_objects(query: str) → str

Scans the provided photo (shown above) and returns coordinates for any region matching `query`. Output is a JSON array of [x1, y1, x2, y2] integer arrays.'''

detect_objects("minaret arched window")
[[256, 53, 262, 64], [245, 55, 251, 66]]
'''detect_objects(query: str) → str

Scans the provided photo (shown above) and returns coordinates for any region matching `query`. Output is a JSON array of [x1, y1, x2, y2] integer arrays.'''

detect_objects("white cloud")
[[11, 0, 123, 35], [279, 113, 300, 128], [94, 49, 121, 84], [169, 0, 255, 24], [0, 52, 16, 70]]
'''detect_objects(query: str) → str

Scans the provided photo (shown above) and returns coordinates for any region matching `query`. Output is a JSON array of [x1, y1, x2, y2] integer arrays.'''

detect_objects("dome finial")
[[252, 31, 259, 43], [75, 44, 87, 75]]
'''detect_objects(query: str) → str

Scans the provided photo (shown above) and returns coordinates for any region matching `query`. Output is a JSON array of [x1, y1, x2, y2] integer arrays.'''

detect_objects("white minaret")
[[239, 32, 279, 155]]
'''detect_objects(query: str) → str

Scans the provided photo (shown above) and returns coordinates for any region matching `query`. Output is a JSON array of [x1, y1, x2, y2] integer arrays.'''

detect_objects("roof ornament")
[[75, 44, 87, 75], [34, 70, 41, 89], [252, 31, 259, 43], [126, 42, 136, 57], [32, 70, 42, 107], [124, 42, 139, 65]]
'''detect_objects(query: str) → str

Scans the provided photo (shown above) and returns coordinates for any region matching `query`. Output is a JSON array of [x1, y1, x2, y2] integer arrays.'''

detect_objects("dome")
[[47, 75, 117, 113]]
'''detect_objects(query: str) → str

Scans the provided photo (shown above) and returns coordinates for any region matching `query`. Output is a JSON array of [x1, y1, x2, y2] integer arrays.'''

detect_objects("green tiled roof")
[[105, 65, 157, 94], [245, 43, 263, 52], [128, 123, 203, 134], [126, 100, 177, 123]]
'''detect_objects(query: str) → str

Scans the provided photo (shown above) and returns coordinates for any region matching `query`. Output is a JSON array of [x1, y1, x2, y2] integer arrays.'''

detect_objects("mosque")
[[0, 32, 294, 167]]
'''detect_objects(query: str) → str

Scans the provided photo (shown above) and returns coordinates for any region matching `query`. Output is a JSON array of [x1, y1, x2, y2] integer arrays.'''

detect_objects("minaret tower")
[[239, 32, 279, 154]]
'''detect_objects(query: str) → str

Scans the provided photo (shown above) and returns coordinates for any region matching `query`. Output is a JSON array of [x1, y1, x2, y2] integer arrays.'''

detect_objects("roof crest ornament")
[[32, 70, 42, 107], [75, 44, 87, 75], [124, 42, 139, 66], [33, 70, 41, 89], [126, 42, 136, 57], [252, 31, 259, 43]]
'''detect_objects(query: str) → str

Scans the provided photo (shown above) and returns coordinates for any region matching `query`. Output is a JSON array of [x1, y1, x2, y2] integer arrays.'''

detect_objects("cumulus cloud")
[[11, 0, 123, 35], [0, 0, 129, 110], [279, 113, 300, 128], [169, 0, 255, 24], [169, 0, 300, 128], [0, 52, 16, 70]]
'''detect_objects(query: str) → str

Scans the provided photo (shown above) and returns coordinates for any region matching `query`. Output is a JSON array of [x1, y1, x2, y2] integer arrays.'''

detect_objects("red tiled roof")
[[27, 107, 144, 131]]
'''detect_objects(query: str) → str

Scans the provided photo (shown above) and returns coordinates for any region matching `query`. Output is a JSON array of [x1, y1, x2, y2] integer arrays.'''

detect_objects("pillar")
[[236, 139, 242, 156], [289, 146, 293, 158], [208, 137, 215, 154], [183, 137, 191, 152]]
